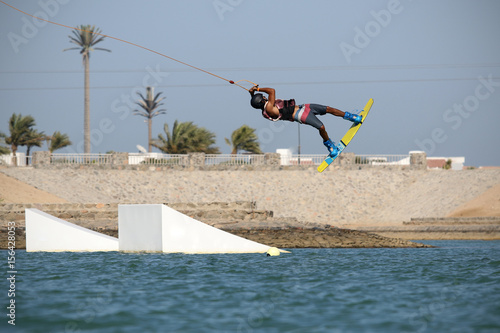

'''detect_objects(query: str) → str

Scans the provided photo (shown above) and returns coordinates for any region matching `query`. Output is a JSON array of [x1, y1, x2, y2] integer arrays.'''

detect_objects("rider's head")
[[250, 93, 267, 110]]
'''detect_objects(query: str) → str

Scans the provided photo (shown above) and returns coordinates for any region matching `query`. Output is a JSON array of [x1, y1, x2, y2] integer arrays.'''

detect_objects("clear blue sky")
[[1, 0, 499, 166]]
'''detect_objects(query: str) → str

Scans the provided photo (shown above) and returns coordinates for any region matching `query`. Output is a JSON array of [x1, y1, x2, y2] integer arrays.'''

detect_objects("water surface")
[[3, 240, 499, 332]]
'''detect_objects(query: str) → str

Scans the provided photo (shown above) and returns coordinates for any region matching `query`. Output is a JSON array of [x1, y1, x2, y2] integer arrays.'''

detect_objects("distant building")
[[427, 157, 465, 170], [427, 158, 447, 169], [276, 149, 465, 170], [0, 153, 27, 166]]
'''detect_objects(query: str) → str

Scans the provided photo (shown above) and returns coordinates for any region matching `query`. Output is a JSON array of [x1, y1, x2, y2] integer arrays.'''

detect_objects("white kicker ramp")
[[25, 208, 119, 252], [119, 204, 279, 254]]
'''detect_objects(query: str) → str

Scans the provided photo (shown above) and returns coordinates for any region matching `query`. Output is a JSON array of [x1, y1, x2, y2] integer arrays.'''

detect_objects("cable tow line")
[[0, 0, 256, 91]]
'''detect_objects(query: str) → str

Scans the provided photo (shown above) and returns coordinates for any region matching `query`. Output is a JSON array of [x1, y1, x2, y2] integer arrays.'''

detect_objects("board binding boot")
[[343, 111, 362, 125], [323, 138, 339, 158]]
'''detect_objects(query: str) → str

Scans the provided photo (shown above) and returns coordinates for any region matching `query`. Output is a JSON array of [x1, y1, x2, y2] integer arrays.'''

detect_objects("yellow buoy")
[[266, 247, 280, 256]]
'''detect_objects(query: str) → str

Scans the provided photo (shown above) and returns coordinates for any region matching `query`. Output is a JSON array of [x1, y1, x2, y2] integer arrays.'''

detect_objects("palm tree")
[[225, 125, 262, 154], [49, 131, 72, 153], [134, 87, 166, 152], [24, 129, 46, 163], [152, 120, 220, 154], [0, 132, 10, 155], [5, 113, 36, 165], [64, 25, 111, 154]]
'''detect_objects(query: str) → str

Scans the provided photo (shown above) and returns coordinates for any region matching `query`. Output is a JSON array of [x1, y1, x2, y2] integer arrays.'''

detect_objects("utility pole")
[[297, 123, 301, 165]]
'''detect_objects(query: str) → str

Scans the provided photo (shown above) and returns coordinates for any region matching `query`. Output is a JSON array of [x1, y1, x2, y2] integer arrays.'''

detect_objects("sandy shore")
[[0, 167, 499, 248], [1, 167, 499, 227], [0, 172, 68, 204]]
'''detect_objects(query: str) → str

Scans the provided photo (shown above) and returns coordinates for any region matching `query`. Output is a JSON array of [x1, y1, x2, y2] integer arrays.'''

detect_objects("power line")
[[1, 63, 500, 75], [2, 76, 499, 91]]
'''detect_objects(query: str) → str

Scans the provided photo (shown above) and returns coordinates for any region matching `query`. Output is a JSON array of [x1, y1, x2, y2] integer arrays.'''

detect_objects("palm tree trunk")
[[26, 146, 31, 165], [11, 144, 17, 166], [148, 118, 152, 152], [84, 54, 90, 154]]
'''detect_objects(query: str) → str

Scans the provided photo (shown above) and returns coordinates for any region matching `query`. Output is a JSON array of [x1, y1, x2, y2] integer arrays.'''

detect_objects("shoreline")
[[0, 168, 498, 249], [0, 226, 434, 250], [1, 168, 499, 227]]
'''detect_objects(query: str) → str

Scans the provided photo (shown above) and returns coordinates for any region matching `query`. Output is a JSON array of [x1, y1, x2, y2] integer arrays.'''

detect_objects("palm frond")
[[49, 131, 72, 153], [94, 47, 112, 52], [227, 125, 262, 154], [154, 120, 219, 154], [133, 87, 167, 119], [64, 24, 111, 58], [5, 113, 37, 152]]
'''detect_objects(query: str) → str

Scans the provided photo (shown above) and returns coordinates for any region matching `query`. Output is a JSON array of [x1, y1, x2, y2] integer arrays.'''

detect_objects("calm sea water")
[[2, 240, 499, 333]]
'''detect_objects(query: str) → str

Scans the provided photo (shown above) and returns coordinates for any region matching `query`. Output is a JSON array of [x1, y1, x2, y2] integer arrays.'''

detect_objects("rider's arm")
[[253, 87, 276, 113]]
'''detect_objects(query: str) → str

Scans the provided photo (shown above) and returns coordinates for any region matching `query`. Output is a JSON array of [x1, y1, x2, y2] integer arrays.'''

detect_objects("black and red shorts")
[[294, 104, 327, 130]]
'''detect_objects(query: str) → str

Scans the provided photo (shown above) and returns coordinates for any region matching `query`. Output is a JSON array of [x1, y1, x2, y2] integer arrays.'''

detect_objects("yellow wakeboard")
[[317, 98, 374, 172]]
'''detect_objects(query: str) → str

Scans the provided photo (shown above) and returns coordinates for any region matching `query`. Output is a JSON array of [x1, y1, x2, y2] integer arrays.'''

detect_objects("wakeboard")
[[317, 98, 374, 172]]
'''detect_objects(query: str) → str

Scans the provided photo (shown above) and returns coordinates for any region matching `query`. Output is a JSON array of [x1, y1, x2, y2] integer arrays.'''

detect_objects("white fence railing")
[[287, 154, 325, 165], [354, 154, 410, 165], [128, 153, 186, 166], [1, 152, 412, 167], [204, 154, 264, 165], [285, 154, 410, 166], [51, 153, 112, 165]]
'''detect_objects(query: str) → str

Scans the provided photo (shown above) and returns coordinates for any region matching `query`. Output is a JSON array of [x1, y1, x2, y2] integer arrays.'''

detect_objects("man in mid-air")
[[249, 86, 362, 157]]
